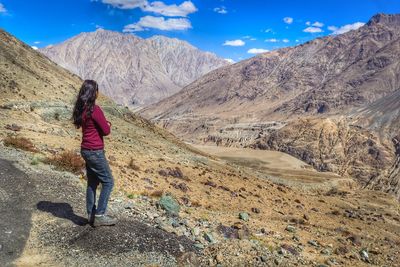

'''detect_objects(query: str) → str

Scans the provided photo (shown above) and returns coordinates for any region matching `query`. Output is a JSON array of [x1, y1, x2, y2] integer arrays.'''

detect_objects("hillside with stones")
[[40, 29, 228, 107], [1, 28, 400, 267]]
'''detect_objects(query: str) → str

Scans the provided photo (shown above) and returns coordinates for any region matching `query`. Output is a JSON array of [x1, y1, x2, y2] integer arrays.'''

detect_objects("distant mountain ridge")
[[142, 13, 400, 120], [40, 29, 229, 107]]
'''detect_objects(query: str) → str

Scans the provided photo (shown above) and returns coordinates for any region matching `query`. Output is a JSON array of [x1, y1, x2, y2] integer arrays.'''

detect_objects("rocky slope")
[[141, 13, 400, 200], [351, 89, 400, 198], [40, 29, 228, 107], [1, 28, 400, 267], [352, 88, 400, 140]]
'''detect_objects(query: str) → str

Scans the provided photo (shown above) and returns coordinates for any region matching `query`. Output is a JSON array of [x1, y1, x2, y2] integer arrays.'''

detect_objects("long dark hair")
[[72, 80, 99, 128]]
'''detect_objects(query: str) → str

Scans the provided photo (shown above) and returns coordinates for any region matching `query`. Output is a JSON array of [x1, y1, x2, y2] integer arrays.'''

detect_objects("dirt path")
[[0, 159, 34, 266], [0, 146, 198, 267]]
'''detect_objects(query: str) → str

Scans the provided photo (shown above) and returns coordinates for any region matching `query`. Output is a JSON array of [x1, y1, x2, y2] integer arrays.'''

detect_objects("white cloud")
[[328, 26, 338, 32], [31, 46, 38, 50], [143, 1, 197, 17], [213, 6, 227, 14], [265, 38, 278, 42], [303, 26, 323, 33], [248, 48, 269, 54], [34, 41, 41, 44], [225, 58, 235, 64], [265, 28, 273, 33], [101, 0, 197, 17], [101, 0, 147, 9], [0, 3, 6, 13], [223, 39, 245, 46], [282, 39, 289, 43], [295, 39, 300, 42], [328, 22, 365, 35], [305, 21, 311, 26], [283, 17, 293, 24], [312, 21, 324, 27], [123, 15, 192, 32], [243, 36, 256, 41]]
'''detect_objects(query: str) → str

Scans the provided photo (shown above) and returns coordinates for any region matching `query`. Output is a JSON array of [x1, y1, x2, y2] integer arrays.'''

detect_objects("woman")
[[72, 80, 117, 227]]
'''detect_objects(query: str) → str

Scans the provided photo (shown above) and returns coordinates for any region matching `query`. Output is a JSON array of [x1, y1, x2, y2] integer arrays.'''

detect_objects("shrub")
[[44, 150, 85, 174], [191, 200, 202, 207], [169, 167, 184, 178], [3, 136, 37, 152], [30, 154, 42, 165], [158, 167, 189, 180]]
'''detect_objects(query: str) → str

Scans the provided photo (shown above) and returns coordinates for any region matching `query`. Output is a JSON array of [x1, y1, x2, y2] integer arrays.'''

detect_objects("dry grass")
[[3, 136, 37, 152], [149, 190, 164, 198], [191, 200, 202, 207], [44, 150, 85, 174]]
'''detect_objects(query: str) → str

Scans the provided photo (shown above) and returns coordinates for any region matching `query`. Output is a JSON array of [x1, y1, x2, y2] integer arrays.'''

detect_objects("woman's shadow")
[[37, 201, 88, 226]]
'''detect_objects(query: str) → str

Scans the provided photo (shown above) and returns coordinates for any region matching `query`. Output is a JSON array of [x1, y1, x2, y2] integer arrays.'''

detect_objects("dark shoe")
[[93, 214, 117, 227], [88, 213, 95, 225]]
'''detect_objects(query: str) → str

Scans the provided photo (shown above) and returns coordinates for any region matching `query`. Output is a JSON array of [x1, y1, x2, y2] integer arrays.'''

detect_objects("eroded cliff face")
[[367, 137, 400, 199], [247, 119, 392, 184], [350, 89, 400, 199]]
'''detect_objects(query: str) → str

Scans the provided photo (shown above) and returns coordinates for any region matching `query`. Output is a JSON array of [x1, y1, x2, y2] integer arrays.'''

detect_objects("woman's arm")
[[92, 105, 111, 136]]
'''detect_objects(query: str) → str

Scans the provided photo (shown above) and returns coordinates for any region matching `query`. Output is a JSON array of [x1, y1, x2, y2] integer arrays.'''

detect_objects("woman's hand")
[[107, 121, 112, 127]]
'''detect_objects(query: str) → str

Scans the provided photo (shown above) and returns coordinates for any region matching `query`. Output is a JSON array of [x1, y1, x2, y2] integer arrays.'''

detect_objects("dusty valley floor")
[[190, 144, 349, 188]]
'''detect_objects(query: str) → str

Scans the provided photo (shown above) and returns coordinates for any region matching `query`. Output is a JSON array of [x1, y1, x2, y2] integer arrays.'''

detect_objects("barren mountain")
[[40, 29, 228, 107], [141, 13, 400, 199], [1, 28, 400, 267], [147, 35, 229, 90], [142, 13, 400, 120]]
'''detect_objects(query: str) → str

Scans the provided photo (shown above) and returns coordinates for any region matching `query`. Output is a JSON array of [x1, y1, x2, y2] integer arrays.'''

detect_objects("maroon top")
[[81, 105, 111, 150]]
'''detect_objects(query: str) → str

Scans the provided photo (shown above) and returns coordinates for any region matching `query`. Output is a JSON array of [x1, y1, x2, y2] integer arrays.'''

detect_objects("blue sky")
[[0, 0, 399, 61]]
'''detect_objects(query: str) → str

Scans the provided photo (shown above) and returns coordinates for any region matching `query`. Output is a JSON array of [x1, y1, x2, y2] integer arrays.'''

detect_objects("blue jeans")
[[81, 149, 114, 216]]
